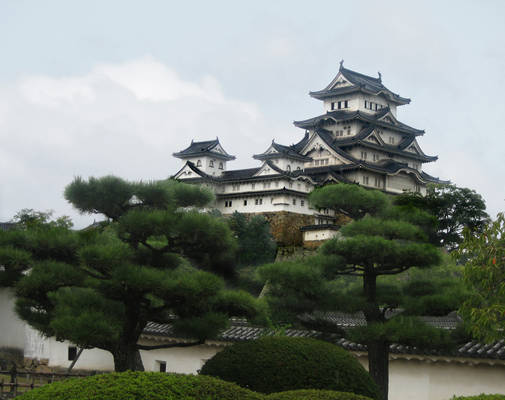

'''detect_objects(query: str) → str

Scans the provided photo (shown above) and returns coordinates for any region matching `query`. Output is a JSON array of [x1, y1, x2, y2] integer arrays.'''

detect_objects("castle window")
[[374, 177, 381, 187], [331, 102, 335, 110], [389, 136, 395, 145], [338, 101, 342, 109], [315, 160, 319, 166], [292, 198, 296, 205], [360, 151, 367, 160], [196, 160, 202, 167], [297, 166, 301, 170], [254, 198, 263, 205], [301, 200, 305, 207], [158, 361, 167, 373], [362, 176, 369, 185], [244, 200, 248, 206], [287, 165, 291, 172], [218, 162, 223, 170], [364, 100, 368, 108], [373, 154, 380, 162], [289, 182, 293, 189], [232, 184, 240, 191], [263, 182, 271, 189], [344, 100, 348, 108], [251, 183, 255, 190], [209, 160, 214, 168]]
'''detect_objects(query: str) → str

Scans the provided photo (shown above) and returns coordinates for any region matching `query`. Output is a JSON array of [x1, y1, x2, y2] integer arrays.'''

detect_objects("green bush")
[[200, 337, 380, 400], [267, 389, 373, 400], [451, 396, 505, 400], [16, 371, 262, 400]]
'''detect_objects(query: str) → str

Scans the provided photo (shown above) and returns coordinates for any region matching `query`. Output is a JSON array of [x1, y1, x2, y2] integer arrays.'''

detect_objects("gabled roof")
[[336, 126, 438, 163], [294, 108, 424, 136], [173, 138, 236, 161], [309, 64, 410, 105], [253, 139, 312, 162]]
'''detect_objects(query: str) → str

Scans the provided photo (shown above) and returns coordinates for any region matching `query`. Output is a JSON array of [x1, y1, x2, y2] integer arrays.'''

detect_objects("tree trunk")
[[112, 341, 140, 372], [367, 339, 389, 400], [363, 270, 389, 400]]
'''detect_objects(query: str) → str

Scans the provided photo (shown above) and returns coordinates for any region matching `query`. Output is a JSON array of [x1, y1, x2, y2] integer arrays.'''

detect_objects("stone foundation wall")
[[260, 211, 314, 246]]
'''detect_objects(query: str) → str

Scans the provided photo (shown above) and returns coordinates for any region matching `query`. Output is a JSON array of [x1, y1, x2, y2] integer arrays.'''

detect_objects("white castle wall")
[[0, 288, 25, 351]]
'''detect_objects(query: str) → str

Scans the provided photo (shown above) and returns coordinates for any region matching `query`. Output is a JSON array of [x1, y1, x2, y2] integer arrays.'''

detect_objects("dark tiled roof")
[[173, 139, 235, 160], [254, 140, 311, 162], [310, 66, 410, 105], [142, 316, 505, 361], [221, 167, 261, 180], [294, 108, 424, 136]]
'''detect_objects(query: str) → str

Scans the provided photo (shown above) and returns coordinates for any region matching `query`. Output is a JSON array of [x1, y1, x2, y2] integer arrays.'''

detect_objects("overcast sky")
[[1, 0, 504, 227]]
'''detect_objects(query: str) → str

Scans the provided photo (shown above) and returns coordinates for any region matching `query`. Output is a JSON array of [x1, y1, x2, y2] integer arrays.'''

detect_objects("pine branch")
[[136, 340, 204, 350]]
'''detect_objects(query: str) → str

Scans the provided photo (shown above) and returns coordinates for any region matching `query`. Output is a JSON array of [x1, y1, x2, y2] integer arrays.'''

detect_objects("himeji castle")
[[173, 62, 444, 241]]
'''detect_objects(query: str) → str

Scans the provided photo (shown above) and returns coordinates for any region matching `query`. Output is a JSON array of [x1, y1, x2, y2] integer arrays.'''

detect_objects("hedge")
[[15, 371, 262, 400], [267, 389, 373, 400], [451, 396, 505, 400], [200, 337, 381, 400]]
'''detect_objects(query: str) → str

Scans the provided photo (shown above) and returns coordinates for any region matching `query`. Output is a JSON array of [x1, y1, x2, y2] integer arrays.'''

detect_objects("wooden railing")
[[0, 368, 89, 398]]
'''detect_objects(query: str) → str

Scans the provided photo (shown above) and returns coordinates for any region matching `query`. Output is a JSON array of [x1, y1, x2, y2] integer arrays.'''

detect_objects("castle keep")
[[173, 63, 444, 244]]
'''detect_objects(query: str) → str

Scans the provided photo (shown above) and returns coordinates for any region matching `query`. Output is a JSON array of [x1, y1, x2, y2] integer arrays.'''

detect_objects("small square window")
[[292, 198, 296, 205], [158, 361, 167, 373]]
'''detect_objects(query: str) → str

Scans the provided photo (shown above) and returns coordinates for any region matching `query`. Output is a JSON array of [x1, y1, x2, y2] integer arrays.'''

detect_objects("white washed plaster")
[[303, 229, 339, 242], [0, 288, 25, 350]]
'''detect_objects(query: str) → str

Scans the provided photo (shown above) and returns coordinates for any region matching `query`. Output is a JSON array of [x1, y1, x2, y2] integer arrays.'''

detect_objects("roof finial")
[[339, 59, 344, 70], [378, 71, 382, 82]]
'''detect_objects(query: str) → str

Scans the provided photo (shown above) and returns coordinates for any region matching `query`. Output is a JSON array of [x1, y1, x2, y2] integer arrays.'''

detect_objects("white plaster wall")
[[303, 229, 339, 241], [185, 156, 226, 177], [388, 359, 505, 400], [218, 194, 313, 215], [139, 342, 221, 374], [0, 288, 25, 350]]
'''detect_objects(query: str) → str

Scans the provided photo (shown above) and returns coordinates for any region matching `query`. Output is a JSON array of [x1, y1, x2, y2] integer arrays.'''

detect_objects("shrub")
[[200, 337, 380, 400], [16, 371, 262, 400], [267, 389, 373, 400], [451, 396, 505, 400]]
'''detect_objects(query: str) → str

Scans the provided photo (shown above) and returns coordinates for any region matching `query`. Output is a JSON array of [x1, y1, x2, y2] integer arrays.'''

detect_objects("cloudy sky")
[[1, 0, 504, 227]]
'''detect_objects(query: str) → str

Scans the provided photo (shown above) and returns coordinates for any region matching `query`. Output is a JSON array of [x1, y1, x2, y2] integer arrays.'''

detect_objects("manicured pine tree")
[[0, 177, 261, 372], [259, 184, 457, 400]]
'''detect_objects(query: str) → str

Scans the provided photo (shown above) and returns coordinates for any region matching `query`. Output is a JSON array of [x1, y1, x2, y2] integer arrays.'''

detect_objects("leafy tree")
[[456, 213, 505, 342], [394, 184, 489, 250], [259, 184, 455, 400], [228, 212, 277, 267], [0, 176, 261, 371]]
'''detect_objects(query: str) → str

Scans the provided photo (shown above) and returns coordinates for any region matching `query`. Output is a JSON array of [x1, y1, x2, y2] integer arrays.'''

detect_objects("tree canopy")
[[394, 184, 489, 250], [0, 176, 261, 371], [456, 212, 505, 343], [259, 183, 459, 400]]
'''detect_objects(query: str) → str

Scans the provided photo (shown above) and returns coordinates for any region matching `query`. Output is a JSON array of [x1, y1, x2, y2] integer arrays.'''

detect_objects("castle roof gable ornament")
[[339, 59, 344, 70]]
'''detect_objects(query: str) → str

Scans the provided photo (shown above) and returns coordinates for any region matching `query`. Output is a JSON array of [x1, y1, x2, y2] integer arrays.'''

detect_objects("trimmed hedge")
[[200, 337, 381, 400], [16, 371, 262, 400], [267, 389, 373, 400], [451, 396, 505, 400]]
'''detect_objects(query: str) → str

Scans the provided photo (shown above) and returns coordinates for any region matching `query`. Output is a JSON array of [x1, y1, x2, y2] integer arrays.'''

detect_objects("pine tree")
[[259, 184, 457, 400], [0, 176, 261, 372]]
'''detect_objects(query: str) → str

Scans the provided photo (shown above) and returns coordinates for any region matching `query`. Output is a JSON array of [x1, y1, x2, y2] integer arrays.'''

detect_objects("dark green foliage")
[[394, 184, 489, 250], [267, 390, 373, 400], [259, 183, 451, 400], [1, 177, 262, 372], [228, 212, 277, 266], [200, 337, 381, 400], [16, 371, 262, 400], [456, 213, 505, 343], [310, 184, 389, 219]]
